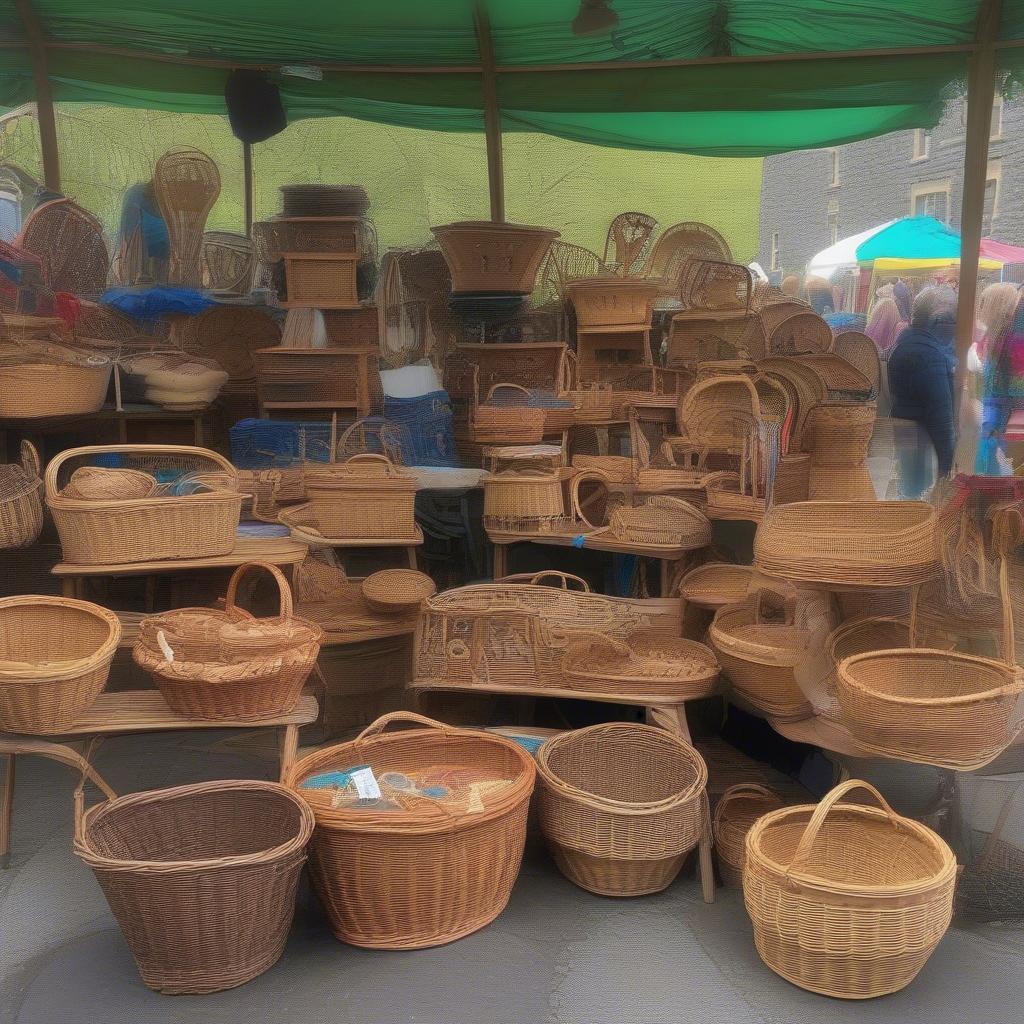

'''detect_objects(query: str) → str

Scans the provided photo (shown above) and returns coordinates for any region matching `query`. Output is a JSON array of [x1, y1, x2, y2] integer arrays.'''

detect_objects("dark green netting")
[[0, 1, 1022, 155]]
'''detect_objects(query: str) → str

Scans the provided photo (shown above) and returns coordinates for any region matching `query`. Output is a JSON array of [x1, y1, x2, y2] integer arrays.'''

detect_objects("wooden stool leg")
[[0, 753, 14, 869], [406, 546, 418, 570], [645, 704, 693, 745], [279, 725, 299, 783], [699, 792, 715, 904], [492, 544, 507, 580]]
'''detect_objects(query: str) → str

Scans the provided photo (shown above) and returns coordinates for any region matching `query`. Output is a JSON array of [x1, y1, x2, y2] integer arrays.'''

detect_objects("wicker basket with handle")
[[471, 384, 547, 445], [74, 779, 313, 994], [133, 562, 322, 721], [287, 712, 536, 948], [608, 495, 712, 548], [0, 595, 121, 734], [744, 780, 956, 999], [0, 441, 43, 550], [712, 783, 782, 886], [45, 444, 243, 565], [536, 723, 708, 896]]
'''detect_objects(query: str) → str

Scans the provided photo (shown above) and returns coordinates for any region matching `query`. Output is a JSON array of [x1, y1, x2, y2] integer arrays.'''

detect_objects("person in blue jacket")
[[886, 285, 958, 499]]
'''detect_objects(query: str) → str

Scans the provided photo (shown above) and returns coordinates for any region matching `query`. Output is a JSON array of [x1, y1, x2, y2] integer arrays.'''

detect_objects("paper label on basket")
[[156, 630, 175, 664], [349, 766, 382, 801]]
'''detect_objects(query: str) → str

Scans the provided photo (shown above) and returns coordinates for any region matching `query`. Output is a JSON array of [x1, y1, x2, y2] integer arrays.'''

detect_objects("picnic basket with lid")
[[45, 444, 243, 565], [536, 723, 708, 896], [0, 441, 43, 550], [743, 779, 956, 999], [0, 595, 121, 734], [286, 711, 536, 948], [713, 783, 783, 887], [74, 779, 314, 994], [361, 569, 436, 614]]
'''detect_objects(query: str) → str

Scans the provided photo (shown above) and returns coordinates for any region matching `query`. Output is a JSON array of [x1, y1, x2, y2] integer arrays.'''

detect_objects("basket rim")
[[837, 648, 1024, 706], [75, 779, 314, 871]]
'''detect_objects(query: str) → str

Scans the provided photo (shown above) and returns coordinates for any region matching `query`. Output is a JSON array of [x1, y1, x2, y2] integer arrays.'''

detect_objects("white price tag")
[[349, 766, 381, 801]]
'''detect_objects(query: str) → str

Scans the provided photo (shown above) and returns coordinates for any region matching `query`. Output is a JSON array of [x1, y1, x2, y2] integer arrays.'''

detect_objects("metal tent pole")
[[474, 4, 506, 223], [14, 0, 61, 191]]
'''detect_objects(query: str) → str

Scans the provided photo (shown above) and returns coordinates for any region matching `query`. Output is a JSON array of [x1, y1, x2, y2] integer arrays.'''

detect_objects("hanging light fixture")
[[572, 0, 619, 37]]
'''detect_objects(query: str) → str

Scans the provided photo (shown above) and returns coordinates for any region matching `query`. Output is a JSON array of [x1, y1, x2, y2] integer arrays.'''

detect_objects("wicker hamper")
[[287, 712, 535, 948], [712, 783, 782, 886], [0, 441, 43, 550], [536, 723, 708, 896], [744, 780, 956, 999], [74, 780, 314, 994]]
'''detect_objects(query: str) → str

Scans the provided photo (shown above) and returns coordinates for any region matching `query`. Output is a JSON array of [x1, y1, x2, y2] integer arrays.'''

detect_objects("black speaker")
[[225, 69, 287, 144]]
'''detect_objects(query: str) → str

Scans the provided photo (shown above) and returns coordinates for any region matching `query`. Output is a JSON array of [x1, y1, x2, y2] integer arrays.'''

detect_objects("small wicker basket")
[[712, 783, 782, 886], [361, 569, 436, 614], [0, 441, 43, 551]]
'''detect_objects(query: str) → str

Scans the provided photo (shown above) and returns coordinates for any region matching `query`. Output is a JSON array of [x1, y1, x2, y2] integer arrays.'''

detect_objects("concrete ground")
[[2, 730, 1023, 1024]]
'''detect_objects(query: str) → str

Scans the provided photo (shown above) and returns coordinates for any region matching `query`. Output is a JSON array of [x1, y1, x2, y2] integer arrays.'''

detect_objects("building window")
[[983, 161, 1001, 236], [992, 95, 1004, 139], [771, 231, 781, 272], [911, 179, 951, 224], [827, 197, 839, 245], [828, 149, 839, 186], [913, 129, 931, 160]]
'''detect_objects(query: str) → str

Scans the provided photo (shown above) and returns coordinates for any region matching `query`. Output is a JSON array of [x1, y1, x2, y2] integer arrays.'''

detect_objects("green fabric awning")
[[2, 1, 1022, 156]]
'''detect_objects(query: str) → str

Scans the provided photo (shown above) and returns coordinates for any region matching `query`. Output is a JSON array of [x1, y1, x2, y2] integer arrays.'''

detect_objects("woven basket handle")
[[344, 452, 396, 471], [354, 711, 456, 742], [712, 783, 780, 832], [789, 780, 897, 877], [224, 560, 294, 620], [529, 570, 590, 592], [570, 470, 610, 531], [19, 441, 41, 481], [71, 743, 118, 846], [484, 383, 531, 404]]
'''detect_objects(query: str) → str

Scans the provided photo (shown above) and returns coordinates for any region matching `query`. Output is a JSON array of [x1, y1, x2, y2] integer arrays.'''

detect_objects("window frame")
[[770, 231, 781, 272], [910, 178, 952, 224], [912, 128, 931, 161]]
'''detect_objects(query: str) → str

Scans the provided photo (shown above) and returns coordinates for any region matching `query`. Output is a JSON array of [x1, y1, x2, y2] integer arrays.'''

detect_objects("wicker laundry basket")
[[744, 780, 956, 999], [536, 723, 708, 896], [287, 712, 536, 948], [0, 596, 121, 734], [712, 783, 783, 887], [75, 780, 313, 994], [0, 441, 43, 550]]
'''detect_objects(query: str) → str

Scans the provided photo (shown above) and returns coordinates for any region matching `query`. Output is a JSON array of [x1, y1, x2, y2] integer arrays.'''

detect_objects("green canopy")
[[1, 0, 1022, 156]]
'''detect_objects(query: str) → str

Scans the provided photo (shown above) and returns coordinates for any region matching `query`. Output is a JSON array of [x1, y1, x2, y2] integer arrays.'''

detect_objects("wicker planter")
[[536, 723, 707, 896], [0, 441, 43, 550], [75, 780, 313, 993], [288, 712, 535, 948], [744, 780, 956, 999], [0, 596, 121, 734], [566, 277, 659, 330], [431, 221, 558, 295]]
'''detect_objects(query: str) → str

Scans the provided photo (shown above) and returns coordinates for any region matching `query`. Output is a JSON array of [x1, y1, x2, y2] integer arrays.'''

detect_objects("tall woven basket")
[[74, 780, 313, 994], [744, 780, 956, 999], [536, 723, 708, 896], [287, 712, 536, 949]]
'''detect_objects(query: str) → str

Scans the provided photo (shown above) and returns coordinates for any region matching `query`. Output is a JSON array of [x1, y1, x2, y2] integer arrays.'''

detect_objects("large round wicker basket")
[[744, 780, 956, 999], [74, 780, 313, 994], [536, 723, 707, 897]]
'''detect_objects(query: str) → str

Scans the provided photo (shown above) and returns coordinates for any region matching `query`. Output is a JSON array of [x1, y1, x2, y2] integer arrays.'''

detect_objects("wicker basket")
[[713, 783, 783, 886], [74, 780, 313, 994], [801, 403, 876, 466], [0, 596, 121, 734], [281, 251, 358, 308], [361, 569, 436, 613], [754, 500, 939, 588], [45, 445, 243, 566], [571, 453, 633, 484], [287, 712, 536, 948], [608, 495, 712, 548], [303, 454, 418, 540], [431, 221, 558, 294], [482, 466, 571, 531], [0, 441, 43, 550], [471, 384, 547, 444], [133, 562, 322, 721], [566, 277, 660, 330], [744, 780, 956, 999], [679, 562, 755, 609], [766, 311, 832, 356], [536, 723, 708, 896], [0, 359, 111, 418], [562, 630, 719, 698], [709, 592, 813, 720]]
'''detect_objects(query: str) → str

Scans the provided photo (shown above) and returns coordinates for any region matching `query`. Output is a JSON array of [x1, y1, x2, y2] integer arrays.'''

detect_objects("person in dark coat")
[[886, 285, 958, 498]]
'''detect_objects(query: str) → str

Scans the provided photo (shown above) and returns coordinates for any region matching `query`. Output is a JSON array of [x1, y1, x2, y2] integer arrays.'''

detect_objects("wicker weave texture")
[[0, 441, 43, 550], [537, 723, 708, 896], [75, 781, 313, 993], [567, 278, 659, 330], [802, 404, 876, 466], [361, 569, 436, 613], [713, 784, 783, 887], [744, 780, 956, 999], [0, 360, 110, 419], [154, 148, 221, 287]]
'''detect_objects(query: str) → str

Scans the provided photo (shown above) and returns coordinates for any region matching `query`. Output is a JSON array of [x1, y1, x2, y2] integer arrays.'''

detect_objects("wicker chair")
[[17, 198, 109, 296], [202, 230, 254, 293], [645, 221, 732, 287], [602, 212, 658, 277]]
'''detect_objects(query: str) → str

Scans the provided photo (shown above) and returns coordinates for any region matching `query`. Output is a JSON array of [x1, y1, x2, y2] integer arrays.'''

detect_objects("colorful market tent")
[[807, 222, 898, 280]]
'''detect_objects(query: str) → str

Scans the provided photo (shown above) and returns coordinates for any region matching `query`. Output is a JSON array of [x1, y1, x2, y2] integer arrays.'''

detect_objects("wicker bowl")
[[679, 562, 756, 609], [361, 569, 436, 614], [537, 723, 707, 896], [431, 221, 559, 295], [0, 361, 111, 418]]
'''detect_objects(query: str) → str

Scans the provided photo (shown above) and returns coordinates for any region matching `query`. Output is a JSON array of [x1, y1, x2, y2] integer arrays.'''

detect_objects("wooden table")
[[0, 691, 318, 867], [487, 529, 701, 596], [410, 677, 716, 903], [53, 536, 308, 602]]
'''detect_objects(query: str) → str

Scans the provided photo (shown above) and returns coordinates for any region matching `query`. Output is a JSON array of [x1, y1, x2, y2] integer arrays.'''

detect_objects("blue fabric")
[[855, 216, 962, 263], [888, 325, 957, 477], [119, 182, 170, 260], [101, 286, 215, 321], [825, 312, 866, 332], [383, 391, 458, 467], [230, 418, 337, 468]]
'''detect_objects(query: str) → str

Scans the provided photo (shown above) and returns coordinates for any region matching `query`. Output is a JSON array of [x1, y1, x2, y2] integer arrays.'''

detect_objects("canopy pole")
[[14, 0, 60, 192], [474, 4, 505, 223], [242, 140, 254, 236], [954, 0, 1001, 434]]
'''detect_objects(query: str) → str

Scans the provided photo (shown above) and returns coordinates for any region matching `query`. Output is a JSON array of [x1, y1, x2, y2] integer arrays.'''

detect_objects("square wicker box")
[[282, 252, 359, 309]]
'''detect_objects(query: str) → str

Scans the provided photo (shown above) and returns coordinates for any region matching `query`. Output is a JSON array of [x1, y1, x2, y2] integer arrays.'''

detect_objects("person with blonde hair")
[[975, 282, 1024, 473]]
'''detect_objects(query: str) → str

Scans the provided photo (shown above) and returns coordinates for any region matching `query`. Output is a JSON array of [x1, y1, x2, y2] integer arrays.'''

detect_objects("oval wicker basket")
[[0, 441, 43, 550], [287, 712, 536, 948], [679, 562, 756, 609], [0, 595, 121, 734], [536, 723, 708, 896], [0, 360, 111, 418], [709, 593, 813, 720], [45, 445, 243, 565], [744, 780, 956, 999], [712, 783, 783, 887], [566, 277, 660, 330], [431, 221, 558, 294], [74, 780, 313, 994], [562, 631, 719, 699], [134, 562, 322, 721], [361, 569, 436, 613]]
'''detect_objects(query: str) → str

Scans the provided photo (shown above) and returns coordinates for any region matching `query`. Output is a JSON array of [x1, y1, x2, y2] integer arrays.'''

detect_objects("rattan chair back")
[[603, 212, 657, 277], [766, 311, 832, 356], [17, 198, 109, 295], [201, 230, 254, 292], [154, 147, 221, 286], [646, 221, 732, 283]]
